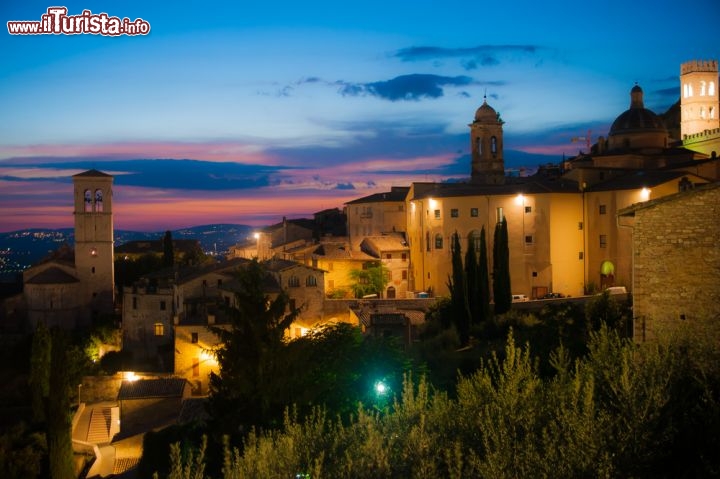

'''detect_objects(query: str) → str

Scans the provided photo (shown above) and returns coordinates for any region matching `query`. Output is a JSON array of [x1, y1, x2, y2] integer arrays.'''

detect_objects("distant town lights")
[[640, 187, 651, 201]]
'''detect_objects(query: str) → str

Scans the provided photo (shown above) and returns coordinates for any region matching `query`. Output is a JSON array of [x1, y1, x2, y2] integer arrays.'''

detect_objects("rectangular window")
[[402, 270, 407, 280], [192, 358, 199, 377], [450, 208, 459, 218], [401, 253, 407, 261], [470, 208, 478, 217], [154, 323, 164, 336], [386, 253, 392, 260], [599, 234, 607, 248], [434, 209, 441, 219], [525, 235, 534, 244], [578, 222, 583, 230], [160, 300, 166, 311], [525, 206, 532, 214], [496, 207, 504, 223], [191, 332, 199, 344], [217, 278, 223, 286], [599, 205, 607, 215], [579, 251, 584, 260]]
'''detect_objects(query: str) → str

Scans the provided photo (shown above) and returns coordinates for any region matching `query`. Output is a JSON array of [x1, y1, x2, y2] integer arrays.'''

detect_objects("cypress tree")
[[162, 230, 174, 267], [465, 233, 480, 325], [493, 217, 512, 314], [478, 226, 491, 322], [448, 232, 470, 345]]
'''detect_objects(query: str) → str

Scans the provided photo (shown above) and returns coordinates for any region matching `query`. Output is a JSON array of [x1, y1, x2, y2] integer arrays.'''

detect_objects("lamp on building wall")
[[640, 187, 651, 201]]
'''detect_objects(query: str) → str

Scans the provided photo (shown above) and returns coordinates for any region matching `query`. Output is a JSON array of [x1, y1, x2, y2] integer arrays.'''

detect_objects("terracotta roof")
[[26, 266, 79, 284], [346, 187, 410, 205], [73, 169, 112, 178], [313, 244, 376, 261], [118, 378, 188, 400], [361, 235, 409, 253]]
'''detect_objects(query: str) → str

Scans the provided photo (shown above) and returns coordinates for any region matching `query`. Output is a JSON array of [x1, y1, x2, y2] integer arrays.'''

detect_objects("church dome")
[[474, 99, 498, 122], [608, 85, 668, 150]]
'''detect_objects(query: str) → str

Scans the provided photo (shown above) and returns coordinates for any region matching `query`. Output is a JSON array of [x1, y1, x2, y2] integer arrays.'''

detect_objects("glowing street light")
[[640, 187, 651, 201], [374, 379, 389, 397]]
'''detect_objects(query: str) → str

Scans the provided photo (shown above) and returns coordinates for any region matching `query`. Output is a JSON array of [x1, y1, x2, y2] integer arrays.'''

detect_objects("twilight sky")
[[1, 0, 718, 232]]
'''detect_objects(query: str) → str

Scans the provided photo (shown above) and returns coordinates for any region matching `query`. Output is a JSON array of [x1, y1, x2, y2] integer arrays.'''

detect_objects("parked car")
[[605, 286, 627, 295], [542, 292, 565, 299], [511, 294, 529, 302]]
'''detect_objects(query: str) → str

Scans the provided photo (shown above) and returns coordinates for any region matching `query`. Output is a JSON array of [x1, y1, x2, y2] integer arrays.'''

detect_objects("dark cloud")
[[339, 74, 474, 101], [0, 159, 284, 190], [394, 45, 540, 70], [334, 183, 355, 190]]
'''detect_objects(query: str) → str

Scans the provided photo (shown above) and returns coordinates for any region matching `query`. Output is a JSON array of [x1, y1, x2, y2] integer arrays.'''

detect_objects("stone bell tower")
[[680, 60, 719, 138], [470, 96, 505, 184], [73, 169, 114, 319]]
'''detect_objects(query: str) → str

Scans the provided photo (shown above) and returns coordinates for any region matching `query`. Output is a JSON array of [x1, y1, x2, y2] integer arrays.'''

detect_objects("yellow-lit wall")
[[348, 200, 407, 249]]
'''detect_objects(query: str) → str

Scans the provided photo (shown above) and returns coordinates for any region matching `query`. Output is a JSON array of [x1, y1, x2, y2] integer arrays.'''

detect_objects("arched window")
[[434, 234, 443, 249], [710, 106, 716, 119], [84, 189, 92, 212], [306, 275, 317, 287], [288, 276, 300, 287], [709, 81, 716, 96], [468, 230, 482, 251], [701, 107, 706, 119], [491, 136, 497, 155], [683, 83, 689, 98], [95, 189, 103, 212], [700, 81, 707, 96], [476, 137, 482, 155]]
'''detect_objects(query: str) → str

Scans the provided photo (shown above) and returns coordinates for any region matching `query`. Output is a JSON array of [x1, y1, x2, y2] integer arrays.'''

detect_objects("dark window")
[[288, 276, 300, 287], [434, 209, 440, 219], [470, 208, 478, 217], [525, 235, 534, 244], [525, 206, 532, 214], [451, 208, 459, 218], [160, 301, 166, 311], [386, 253, 392, 259], [402, 270, 407, 280], [306, 275, 317, 287], [91, 267, 95, 274], [599, 234, 607, 248], [579, 252, 584, 260], [132, 297, 137, 309], [401, 253, 407, 261], [578, 222, 583, 230], [434, 234, 443, 249], [191, 332, 199, 344], [599, 205, 607, 215], [217, 278, 222, 286]]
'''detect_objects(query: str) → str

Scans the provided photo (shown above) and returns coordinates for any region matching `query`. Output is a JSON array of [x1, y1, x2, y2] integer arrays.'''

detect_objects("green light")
[[374, 380, 388, 396]]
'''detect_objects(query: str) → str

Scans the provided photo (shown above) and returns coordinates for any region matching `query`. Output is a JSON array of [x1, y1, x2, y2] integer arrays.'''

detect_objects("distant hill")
[[0, 224, 253, 281]]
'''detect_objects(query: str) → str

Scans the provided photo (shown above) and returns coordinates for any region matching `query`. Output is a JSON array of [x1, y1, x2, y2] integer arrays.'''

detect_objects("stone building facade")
[[619, 182, 720, 342]]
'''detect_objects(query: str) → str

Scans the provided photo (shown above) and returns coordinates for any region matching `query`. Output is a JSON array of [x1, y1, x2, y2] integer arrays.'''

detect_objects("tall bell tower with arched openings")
[[470, 96, 506, 184], [73, 169, 114, 318], [680, 60, 719, 138]]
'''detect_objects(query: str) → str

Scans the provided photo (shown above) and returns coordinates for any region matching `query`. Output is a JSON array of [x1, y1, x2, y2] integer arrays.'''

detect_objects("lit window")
[[496, 207, 504, 223], [450, 208, 459, 218], [470, 208, 478, 217], [709, 81, 716, 96], [434, 234, 443, 249], [599, 235, 607, 248], [599, 205, 607, 215], [154, 323, 164, 336]]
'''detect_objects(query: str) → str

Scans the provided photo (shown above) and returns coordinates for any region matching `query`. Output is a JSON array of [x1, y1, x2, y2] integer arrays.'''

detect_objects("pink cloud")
[[0, 140, 280, 165]]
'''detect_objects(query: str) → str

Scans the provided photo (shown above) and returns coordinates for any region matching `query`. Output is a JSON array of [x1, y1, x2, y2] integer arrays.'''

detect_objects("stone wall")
[[631, 183, 720, 341]]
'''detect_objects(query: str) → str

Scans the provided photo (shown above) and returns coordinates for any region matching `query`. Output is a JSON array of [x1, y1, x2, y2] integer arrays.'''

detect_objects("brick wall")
[[631, 184, 720, 341]]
